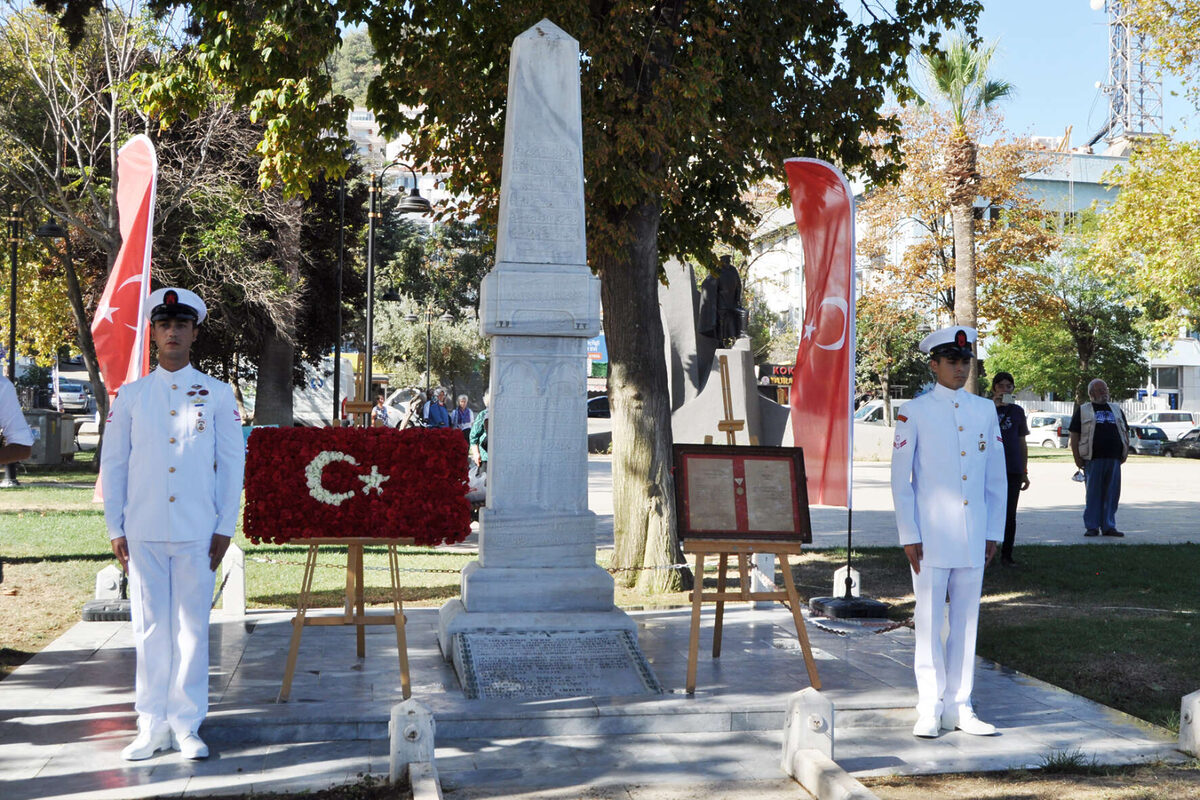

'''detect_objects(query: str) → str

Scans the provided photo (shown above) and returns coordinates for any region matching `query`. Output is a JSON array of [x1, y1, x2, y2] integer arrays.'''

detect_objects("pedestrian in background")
[[991, 372, 1029, 566], [0, 372, 33, 587], [423, 387, 451, 428], [469, 393, 489, 474], [451, 394, 473, 437], [1069, 378, 1128, 538], [371, 393, 389, 427]]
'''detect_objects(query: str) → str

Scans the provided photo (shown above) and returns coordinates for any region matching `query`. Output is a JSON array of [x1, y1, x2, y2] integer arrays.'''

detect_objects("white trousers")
[[128, 539, 215, 737], [910, 565, 984, 720]]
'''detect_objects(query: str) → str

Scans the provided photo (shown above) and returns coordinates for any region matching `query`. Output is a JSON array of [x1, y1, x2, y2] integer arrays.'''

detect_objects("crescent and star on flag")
[[95, 274, 146, 330], [801, 296, 849, 351], [305, 450, 391, 506]]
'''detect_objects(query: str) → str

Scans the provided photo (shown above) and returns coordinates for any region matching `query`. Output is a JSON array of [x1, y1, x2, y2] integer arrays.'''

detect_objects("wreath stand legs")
[[277, 538, 412, 703], [684, 540, 820, 695]]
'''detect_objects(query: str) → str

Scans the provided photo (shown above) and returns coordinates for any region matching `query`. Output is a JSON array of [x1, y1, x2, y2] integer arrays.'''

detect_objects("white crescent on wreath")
[[304, 450, 393, 506]]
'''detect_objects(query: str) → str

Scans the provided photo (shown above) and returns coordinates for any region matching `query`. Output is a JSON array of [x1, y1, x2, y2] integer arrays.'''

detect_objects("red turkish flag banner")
[[243, 426, 472, 546], [91, 134, 157, 401], [784, 158, 856, 508]]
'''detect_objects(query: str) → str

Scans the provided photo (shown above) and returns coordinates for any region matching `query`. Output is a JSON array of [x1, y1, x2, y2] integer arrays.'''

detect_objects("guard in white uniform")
[[890, 326, 1005, 739], [103, 288, 245, 761], [0, 373, 34, 584]]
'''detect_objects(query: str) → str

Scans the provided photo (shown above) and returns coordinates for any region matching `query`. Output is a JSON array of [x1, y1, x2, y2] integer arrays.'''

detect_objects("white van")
[[853, 398, 909, 425], [1130, 410, 1199, 441]]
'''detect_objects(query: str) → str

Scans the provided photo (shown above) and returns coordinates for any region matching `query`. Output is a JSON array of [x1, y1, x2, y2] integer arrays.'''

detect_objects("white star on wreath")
[[359, 465, 390, 495]]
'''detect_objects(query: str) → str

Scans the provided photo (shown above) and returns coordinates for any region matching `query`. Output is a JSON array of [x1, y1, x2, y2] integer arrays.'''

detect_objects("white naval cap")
[[145, 287, 207, 324], [919, 325, 976, 357]]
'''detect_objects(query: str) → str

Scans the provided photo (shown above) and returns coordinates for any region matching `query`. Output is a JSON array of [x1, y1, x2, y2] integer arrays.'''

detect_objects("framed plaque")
[[672, 444, 811, 543]]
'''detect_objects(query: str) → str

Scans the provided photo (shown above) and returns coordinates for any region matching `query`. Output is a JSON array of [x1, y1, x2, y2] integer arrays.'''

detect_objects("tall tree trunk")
[[880, 367, 892, 427], [600, 202, 690, 593], [948, 133, 980, 393], [254, 334, 295, 425], [229, 355, 247, 420], [253, 195, 303, 425], [48, 237, 108, 469]]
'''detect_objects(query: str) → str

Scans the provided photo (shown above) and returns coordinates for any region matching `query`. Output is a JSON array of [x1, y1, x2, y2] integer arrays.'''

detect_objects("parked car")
[[587, 395, 610, 418], [1025, 412, 1070, 449], [1162, 427, 1200, 459], [1130, 410, 1199, 441], [50, 380, 92, 413], [853, 398, 908, 425], [1127, 424, 1170, 456]]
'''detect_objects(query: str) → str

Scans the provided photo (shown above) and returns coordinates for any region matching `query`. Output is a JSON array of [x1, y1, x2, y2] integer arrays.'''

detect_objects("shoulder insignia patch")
[[896, 414, 908, 423]]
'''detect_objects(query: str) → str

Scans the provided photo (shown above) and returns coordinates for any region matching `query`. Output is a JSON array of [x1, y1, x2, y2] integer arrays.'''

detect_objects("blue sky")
[[976, 0, 1195, 144]]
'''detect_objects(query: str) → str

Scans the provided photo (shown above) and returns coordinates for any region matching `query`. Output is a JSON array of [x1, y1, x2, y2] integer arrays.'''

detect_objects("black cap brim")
[[929, 344, 973, 359], [150, 303, 200, 323]]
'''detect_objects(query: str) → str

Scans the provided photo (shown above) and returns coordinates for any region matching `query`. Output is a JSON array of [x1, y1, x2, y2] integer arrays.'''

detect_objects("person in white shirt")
[[890, 326, 1004, 739], [0, 373, 33, 585], [102, 287, 245, 761]]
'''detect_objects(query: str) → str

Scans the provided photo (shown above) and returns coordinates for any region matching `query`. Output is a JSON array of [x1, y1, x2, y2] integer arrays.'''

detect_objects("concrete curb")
[[786, 749, 881, 800]]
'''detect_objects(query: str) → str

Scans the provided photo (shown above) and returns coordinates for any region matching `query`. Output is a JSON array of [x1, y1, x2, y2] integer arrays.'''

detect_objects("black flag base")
[[809, 593, 890, 619]]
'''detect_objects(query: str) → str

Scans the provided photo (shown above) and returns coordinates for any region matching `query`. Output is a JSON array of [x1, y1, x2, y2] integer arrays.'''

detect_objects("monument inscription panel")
[[457, 631, 662, 699]]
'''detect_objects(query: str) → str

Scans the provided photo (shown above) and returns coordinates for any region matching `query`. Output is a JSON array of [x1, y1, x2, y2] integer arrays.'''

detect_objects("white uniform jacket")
[[890, 383, 1005, 569], [102, 365, 245, 543], [0, 376, 33, 447]]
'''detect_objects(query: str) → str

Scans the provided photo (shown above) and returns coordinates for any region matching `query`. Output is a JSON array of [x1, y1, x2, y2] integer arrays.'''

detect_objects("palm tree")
[[919, 36, 1014, 392]]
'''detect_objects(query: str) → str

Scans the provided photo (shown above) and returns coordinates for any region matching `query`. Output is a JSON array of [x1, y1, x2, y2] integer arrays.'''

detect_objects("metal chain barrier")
[[246, 554, 464, 574], [245, 553, 693, 575]]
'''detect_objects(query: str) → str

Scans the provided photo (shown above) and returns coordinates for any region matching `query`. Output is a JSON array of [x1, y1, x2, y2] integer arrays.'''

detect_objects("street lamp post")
[[365, 161, 432, 409], [405, 302, 454, 392], [332, 175, 345, 425]]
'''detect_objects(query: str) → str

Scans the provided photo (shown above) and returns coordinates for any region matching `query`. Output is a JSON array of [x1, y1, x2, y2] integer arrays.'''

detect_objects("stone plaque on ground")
[[455, 631, 662, 700]]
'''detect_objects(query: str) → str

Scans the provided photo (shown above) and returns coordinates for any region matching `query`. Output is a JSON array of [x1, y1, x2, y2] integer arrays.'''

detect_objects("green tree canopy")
[[1094, 138, 1200, 330], [855, 293, 926, 414], [988, 250, 1148, 404]]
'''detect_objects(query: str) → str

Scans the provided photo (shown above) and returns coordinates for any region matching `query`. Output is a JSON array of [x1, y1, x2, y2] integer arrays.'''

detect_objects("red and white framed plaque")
[[672, 444, 812, 543]]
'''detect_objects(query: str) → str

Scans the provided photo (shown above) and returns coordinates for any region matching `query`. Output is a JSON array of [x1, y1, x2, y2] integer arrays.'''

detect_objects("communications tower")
[[1086, 0, 1163, 147]]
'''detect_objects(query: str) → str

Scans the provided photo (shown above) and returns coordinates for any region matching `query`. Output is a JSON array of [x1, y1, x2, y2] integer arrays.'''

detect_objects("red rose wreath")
[[242, 426, 472, 546]]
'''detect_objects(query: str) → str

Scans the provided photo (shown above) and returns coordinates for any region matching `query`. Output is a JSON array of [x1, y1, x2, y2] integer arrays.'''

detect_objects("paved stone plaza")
[[0, 455, 1195, 799]]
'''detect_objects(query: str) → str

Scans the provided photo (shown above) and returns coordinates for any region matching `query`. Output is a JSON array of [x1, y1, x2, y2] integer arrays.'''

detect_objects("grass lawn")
[[788, 546, 1200, 732]]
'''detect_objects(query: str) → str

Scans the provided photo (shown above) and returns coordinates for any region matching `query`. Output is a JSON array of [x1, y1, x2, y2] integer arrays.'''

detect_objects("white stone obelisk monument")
[[438, 21, 656, 698]]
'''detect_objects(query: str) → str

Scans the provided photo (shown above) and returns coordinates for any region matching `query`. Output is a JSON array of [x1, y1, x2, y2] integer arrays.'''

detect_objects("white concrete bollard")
[[832, 566, 861, 598], [389, 699, 437, 786], [752, 553, 776, 609], [781, 686, 834, 768], [1181, 690, 1200, 757], [220, 542, 246, 617], [94, 564, 124, 599]]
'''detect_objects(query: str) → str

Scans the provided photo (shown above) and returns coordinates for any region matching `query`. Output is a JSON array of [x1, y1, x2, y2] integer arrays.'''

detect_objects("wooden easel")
[[704, 355, 759, 447], [684, 538, 821, 694], [278, 537, 414, 702]]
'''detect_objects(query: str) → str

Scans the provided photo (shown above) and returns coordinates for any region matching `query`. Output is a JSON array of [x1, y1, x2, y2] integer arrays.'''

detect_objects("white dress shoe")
[[121, 728, 172, 761], [942, 710, 996, 736], [912, 715, 941, 738], [174, 731, 210, 759]]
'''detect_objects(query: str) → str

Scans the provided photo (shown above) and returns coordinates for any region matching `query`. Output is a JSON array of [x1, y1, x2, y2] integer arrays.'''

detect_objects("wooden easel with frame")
[[673, 444, 821, 694], [277, 537, 414, 703]]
